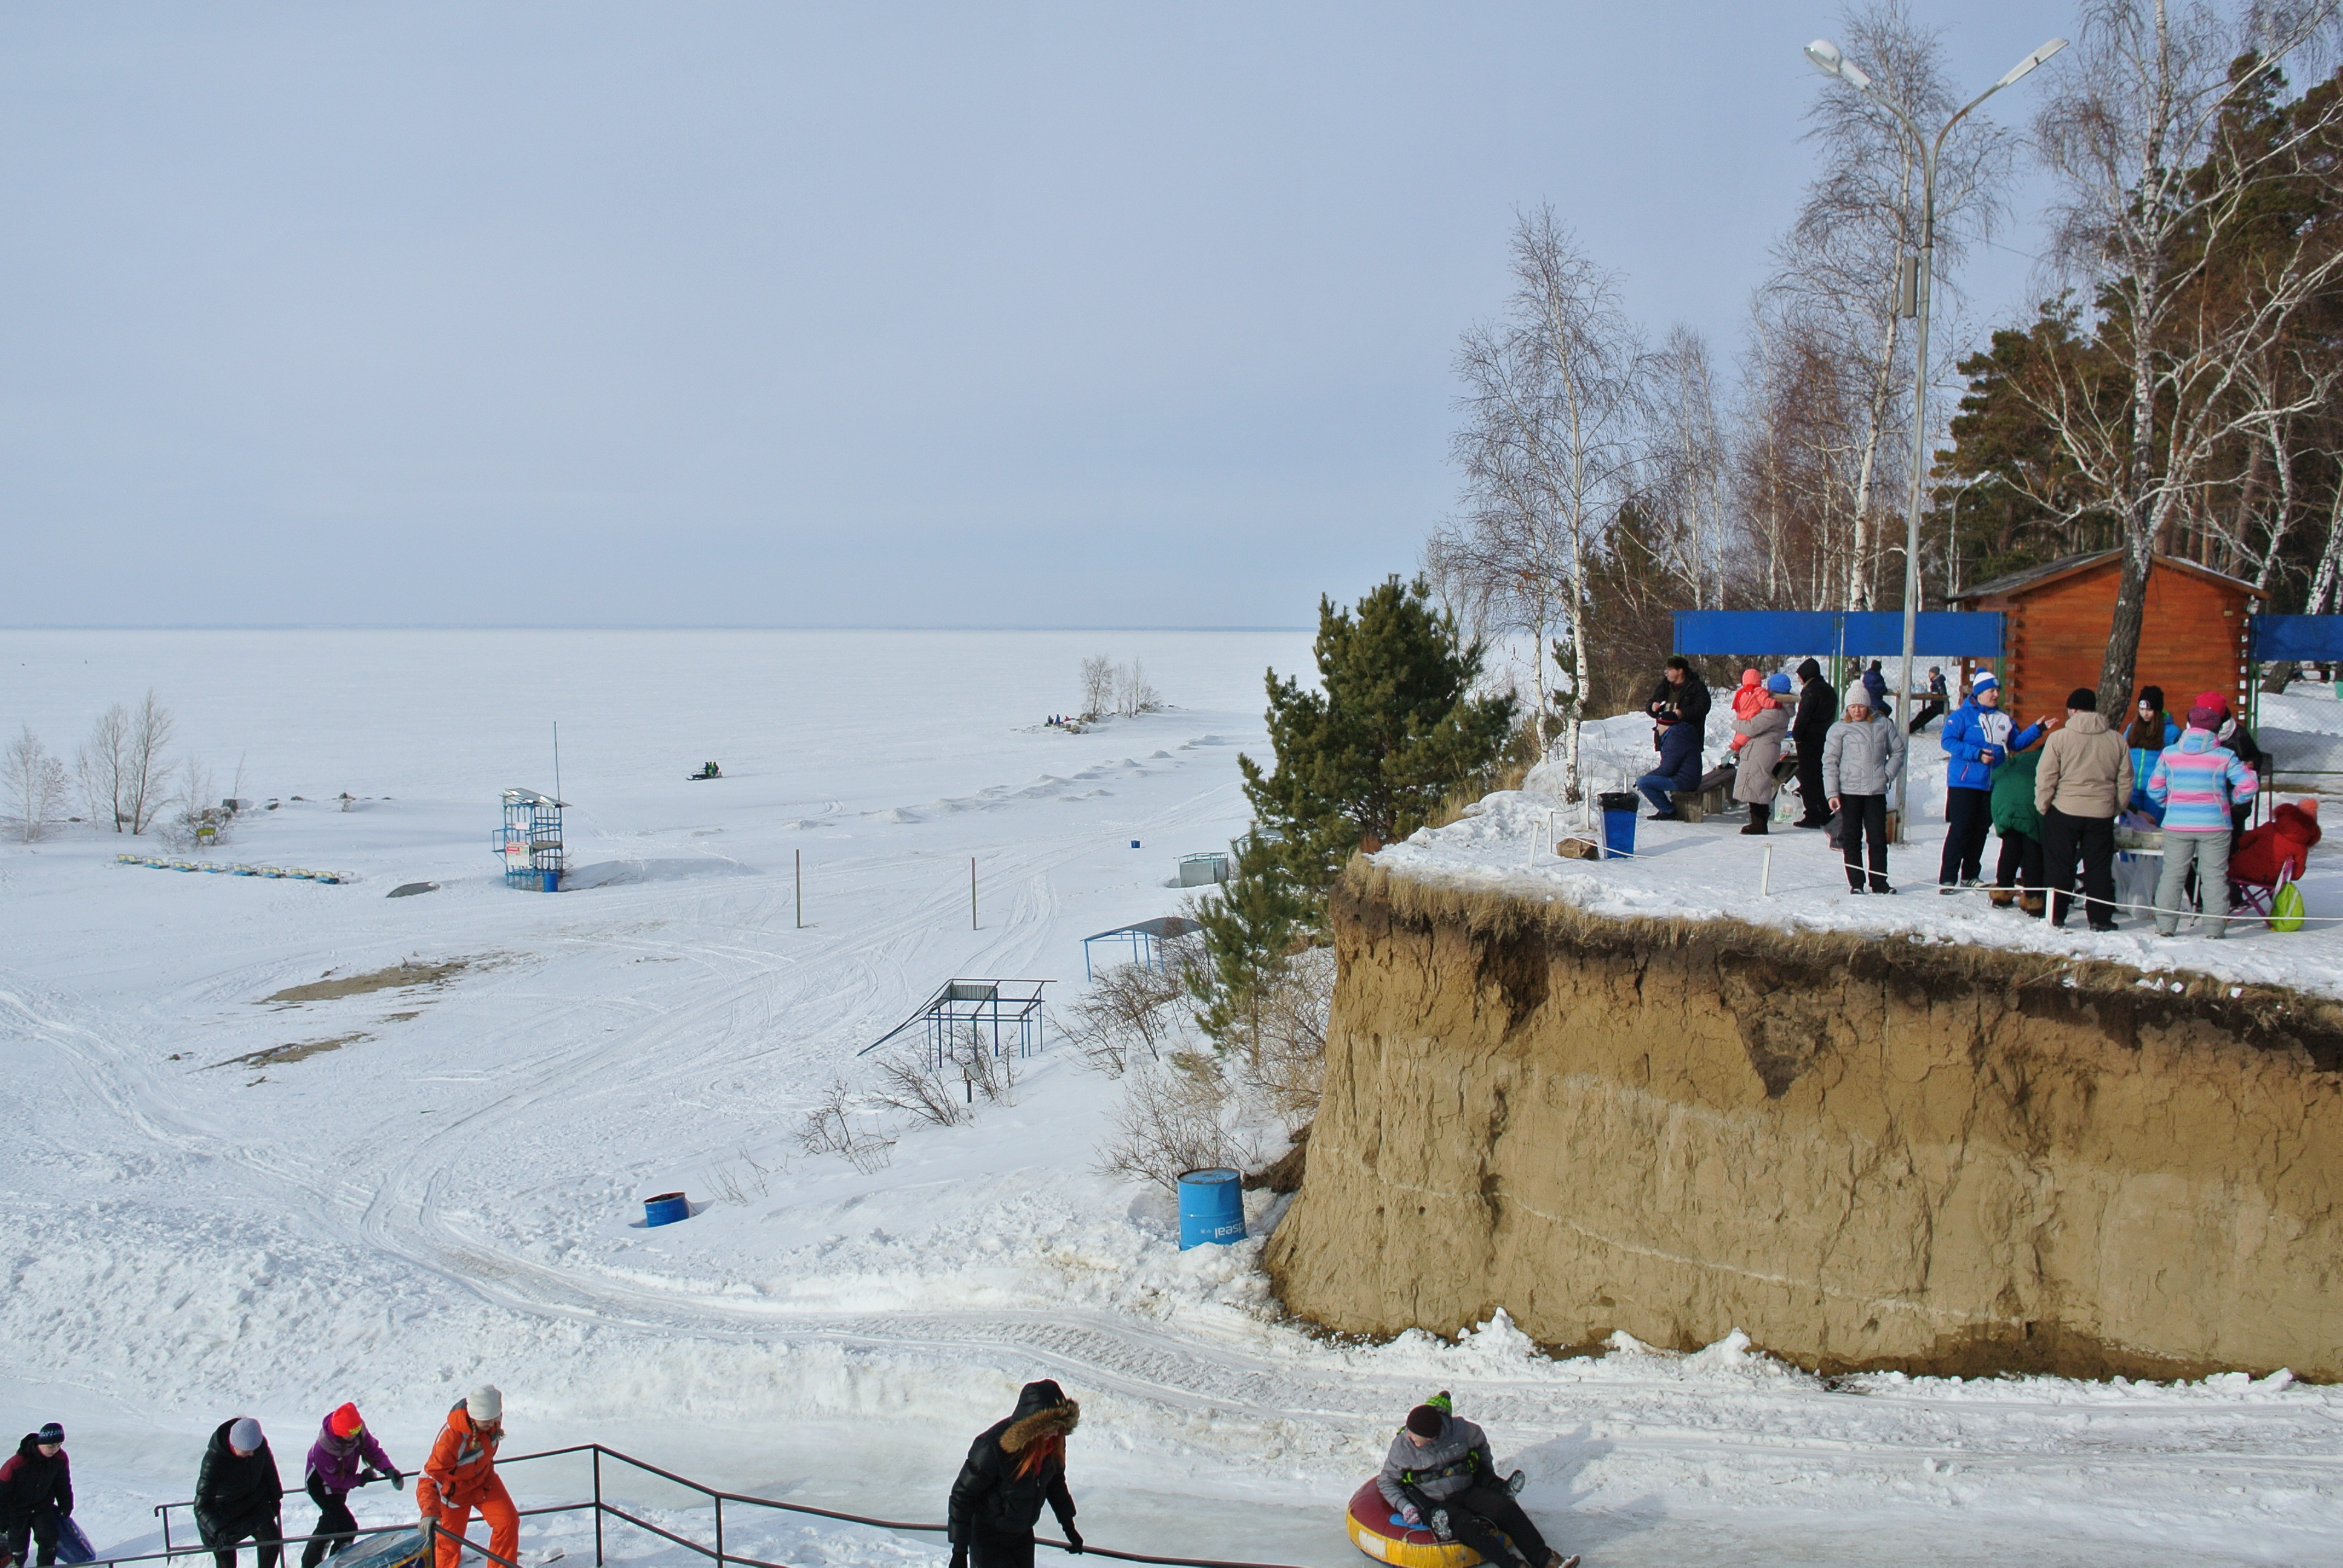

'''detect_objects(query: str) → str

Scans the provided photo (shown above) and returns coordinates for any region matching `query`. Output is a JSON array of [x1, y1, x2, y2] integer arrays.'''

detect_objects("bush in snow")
[[1067, 936, 1205, 1076], [2, 724, 73, 843], [1097, 1056, 1260, 1192], [796, 1078, 896, 1172]]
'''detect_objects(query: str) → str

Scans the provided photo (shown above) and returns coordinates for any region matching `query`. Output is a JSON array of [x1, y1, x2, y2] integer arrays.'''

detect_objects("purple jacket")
[[305, 1423, 395, 1497]]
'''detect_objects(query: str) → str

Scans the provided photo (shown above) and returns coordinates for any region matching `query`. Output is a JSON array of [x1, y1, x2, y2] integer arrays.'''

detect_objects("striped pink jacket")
[[2146, 730, 2256, 832]]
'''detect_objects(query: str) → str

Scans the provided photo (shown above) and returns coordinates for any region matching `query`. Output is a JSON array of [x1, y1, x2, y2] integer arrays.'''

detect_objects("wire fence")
[[123, 1445, 1311, 1568]]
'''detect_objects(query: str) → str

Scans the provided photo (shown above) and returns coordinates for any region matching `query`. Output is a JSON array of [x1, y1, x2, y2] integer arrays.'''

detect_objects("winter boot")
[[1989, 887, 2015, 909], [1429, 1511, 1452, 1543], [2021, 892, 2046, 917]]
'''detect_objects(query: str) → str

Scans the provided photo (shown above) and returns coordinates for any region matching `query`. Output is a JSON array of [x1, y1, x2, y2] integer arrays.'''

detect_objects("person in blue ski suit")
[[1634, 713, 1702, 820], [1937, 672, 2052, 892]]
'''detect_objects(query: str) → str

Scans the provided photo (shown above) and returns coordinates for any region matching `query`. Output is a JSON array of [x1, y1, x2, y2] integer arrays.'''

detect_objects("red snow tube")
[[1345, 1480, 1484, 1568]]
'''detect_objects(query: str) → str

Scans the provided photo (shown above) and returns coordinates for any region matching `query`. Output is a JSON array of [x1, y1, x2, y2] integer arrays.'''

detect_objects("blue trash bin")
[[1598, 792, 1640, 860], [1176, 1168, 1246, 1249], [542, 868, 560, 892], [644, 1191, 689, 1226]]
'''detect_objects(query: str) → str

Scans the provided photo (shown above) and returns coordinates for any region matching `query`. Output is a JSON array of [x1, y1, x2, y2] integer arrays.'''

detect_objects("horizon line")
[[0, 622, 1317, 634]]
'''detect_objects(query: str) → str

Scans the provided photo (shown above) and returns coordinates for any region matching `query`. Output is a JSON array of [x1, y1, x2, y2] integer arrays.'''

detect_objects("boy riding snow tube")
[[1347, 1395, 1573, 1568]]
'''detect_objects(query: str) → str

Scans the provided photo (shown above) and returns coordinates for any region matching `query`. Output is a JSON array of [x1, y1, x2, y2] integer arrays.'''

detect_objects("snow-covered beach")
[[5, 630, 2341, 1568]]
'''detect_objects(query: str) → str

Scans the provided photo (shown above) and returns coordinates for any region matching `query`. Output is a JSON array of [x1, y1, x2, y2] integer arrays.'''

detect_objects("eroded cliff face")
[[1263, 865, 2343, 1379]]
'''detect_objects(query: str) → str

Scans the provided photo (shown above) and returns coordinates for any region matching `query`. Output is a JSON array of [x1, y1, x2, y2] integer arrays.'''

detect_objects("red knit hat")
[[327, 1403, 364, 1439], [2194, 691, 2229, 714]]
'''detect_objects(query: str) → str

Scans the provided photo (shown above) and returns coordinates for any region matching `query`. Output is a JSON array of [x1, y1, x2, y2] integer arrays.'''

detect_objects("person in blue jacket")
[[1938, 672, 2054, 893], [1634, 713, 1703, 820]]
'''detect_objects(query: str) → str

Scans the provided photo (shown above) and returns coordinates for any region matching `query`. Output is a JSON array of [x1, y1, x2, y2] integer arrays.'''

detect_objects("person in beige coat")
[[1731, 675, 1792, 835], [2033, 688, 2133, 930]]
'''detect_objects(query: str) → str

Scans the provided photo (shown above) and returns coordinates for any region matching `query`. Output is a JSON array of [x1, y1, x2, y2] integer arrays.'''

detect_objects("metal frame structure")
[[857, 978, 1051, 1065], [496, 788, 564, 891], [1082, 915, 1203, 980], [136, 1443, 1283, 1568]]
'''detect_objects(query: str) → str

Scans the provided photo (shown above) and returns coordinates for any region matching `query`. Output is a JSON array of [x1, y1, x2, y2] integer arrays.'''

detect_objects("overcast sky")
[[0, 2, 2074, 629]]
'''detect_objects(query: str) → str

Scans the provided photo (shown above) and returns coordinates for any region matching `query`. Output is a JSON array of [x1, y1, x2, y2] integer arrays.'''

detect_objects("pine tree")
[[1239, 575, 1516, 886], [1189, 577, 1513, 1047]]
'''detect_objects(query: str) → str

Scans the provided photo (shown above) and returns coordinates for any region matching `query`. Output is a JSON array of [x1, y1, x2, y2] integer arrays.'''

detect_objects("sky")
[[0, 2, 2074, 629]]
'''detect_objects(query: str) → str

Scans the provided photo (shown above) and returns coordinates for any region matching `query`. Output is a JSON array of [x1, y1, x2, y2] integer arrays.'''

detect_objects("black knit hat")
[[2066, 688, 2097, 711], [36, 1422, 63, 1444], [1405, 1405, 1444, 1437]]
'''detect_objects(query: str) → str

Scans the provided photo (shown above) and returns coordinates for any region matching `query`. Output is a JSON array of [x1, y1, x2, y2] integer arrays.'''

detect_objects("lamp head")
[[1996, 37, 2069, 88], [1804, 39, 1872, 91]]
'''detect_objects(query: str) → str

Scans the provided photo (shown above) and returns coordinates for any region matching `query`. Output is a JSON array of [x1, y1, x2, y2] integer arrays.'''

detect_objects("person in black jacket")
[[948, 1381, 1083, 1568], [1643, 658, 1711, 732], [1790, 658, 1838, 828], [195, 1419, 284, 1568], [1, 1423, 73, 1568]]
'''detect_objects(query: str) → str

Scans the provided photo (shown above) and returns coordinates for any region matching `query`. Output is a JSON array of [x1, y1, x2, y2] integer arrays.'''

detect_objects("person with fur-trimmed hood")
[[1377, 1393, 1573, 1568], [948, 1380, 1083, 1568]]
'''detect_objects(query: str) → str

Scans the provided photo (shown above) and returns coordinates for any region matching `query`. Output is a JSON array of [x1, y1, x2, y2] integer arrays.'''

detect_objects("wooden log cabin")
[[1947, 548, 2264, 720]]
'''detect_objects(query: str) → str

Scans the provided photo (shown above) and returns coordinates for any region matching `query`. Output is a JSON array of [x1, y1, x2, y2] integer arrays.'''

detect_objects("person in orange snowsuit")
[[1726, 669, 1765, 753], [417, 1388, 515, 1568]]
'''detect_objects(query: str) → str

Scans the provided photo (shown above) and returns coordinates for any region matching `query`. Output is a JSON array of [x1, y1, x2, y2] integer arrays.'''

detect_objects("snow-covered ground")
[[4, 631, 2340, 1568]]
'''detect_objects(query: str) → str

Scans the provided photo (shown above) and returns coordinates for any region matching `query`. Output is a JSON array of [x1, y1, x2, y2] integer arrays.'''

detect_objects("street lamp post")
[[1803, 34, 2065, 843]]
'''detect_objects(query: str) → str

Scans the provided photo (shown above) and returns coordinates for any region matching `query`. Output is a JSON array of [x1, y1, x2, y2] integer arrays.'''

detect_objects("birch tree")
[[1441, 207, 1639, 800]]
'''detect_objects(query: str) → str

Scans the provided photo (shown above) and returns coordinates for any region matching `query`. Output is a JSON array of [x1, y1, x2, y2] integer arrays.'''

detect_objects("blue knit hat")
[[1765, 673, 1793, 694], [1970, 671, 1999, 696]]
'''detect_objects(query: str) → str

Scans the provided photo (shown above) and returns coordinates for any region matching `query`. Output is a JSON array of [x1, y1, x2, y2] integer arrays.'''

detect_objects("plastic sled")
[[332, 1529, 428, 1568], [56, 1520, 96, 1565], [1345, 1480, 1486, 1568]]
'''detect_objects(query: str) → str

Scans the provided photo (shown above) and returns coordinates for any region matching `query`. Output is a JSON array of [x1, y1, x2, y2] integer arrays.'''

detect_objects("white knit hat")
[[467, 1385, 503, 1421], [229, 1418, 264, 1452]]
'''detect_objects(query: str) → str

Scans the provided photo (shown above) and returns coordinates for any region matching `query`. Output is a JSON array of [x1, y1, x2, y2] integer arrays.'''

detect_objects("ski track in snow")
[[2, 631, 2340, 1568]]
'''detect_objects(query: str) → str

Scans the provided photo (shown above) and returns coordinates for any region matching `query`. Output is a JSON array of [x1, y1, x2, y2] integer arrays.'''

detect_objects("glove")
[[392, 1471, 407, 1492], [950, 1548, 967, 1568], [361, 1471, 382, 1486], [1063, 1526, 1084, 1555], [1400, 1507, 1422, 1528], [1506, 1470, 1526, 1497]]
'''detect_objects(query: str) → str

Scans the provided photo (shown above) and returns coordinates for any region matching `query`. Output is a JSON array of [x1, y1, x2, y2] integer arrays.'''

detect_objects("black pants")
[[2040, 809, 2117, 929], [301, 1481, 358, 1568], [1994, 830, 2043, 900], [208, 1515, 283, 1568], [967, 1530, 1035, 1568], [1795, 746, 1829, 824], [1415, 1485, 1548, 1568], [1839, 794, 1890, 890], [1908, 699, 1946, 733], [5, 1507, 61, 1567], [1939, 786, 1993, 886]]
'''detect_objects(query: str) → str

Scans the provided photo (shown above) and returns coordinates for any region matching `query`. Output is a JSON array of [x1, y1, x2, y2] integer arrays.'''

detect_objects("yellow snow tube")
[[1345, 1481, 1483, 1568]]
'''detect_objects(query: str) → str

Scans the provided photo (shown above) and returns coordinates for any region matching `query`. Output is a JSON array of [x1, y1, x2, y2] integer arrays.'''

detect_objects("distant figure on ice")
[[1823, 692, 1906, 895], [1, 1422, 74, 1568], [303, 1405, 402, 1568], [196, 1419, 283, 1568], [1789, 659, 1838, 828], [419, 1388, 513, 1568], [1377, 1393, 1571, 1568], [948, 1379, 1084, 1568]]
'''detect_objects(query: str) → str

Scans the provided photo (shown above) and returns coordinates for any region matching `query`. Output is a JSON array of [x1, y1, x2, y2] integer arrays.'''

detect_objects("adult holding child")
[[1731, 673, 1792, 835]]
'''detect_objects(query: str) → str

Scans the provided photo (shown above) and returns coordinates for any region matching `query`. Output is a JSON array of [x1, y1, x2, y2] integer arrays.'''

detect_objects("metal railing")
[[129, 1444, 1306, 1568]]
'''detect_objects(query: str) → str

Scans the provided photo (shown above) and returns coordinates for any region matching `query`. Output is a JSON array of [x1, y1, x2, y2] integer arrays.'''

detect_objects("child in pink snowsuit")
[[1728, 669, 1765, 752]]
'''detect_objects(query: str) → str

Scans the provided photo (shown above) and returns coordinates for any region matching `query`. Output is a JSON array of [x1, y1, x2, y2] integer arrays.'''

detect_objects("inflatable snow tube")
[[1345, 1480, 1484, 1568]]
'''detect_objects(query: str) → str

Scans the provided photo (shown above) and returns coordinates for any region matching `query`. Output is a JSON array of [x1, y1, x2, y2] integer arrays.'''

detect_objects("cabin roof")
[[1948, 548, 2269, 604]]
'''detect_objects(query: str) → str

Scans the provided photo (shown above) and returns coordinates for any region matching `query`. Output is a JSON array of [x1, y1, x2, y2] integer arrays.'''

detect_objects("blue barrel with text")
[[1599, 792, 1640, 860], [1177, 1167, 1246, 1249]]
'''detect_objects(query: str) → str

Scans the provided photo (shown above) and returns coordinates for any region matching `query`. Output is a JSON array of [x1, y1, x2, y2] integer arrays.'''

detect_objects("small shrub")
[[1096, 1059, 1260, 1192], [796, 1078, 897, 1172]]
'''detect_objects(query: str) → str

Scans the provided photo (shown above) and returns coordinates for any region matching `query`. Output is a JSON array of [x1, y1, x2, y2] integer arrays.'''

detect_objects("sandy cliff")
[[1263, 863, 2343, 1379]]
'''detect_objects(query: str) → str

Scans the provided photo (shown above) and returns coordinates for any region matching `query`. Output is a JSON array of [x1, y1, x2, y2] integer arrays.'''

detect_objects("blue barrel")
[[1599, 792, 1640, 860], [643, 1191, 689, 1226], [542, 869, 560, 892], [1177, 1168, 1246, 1249]]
